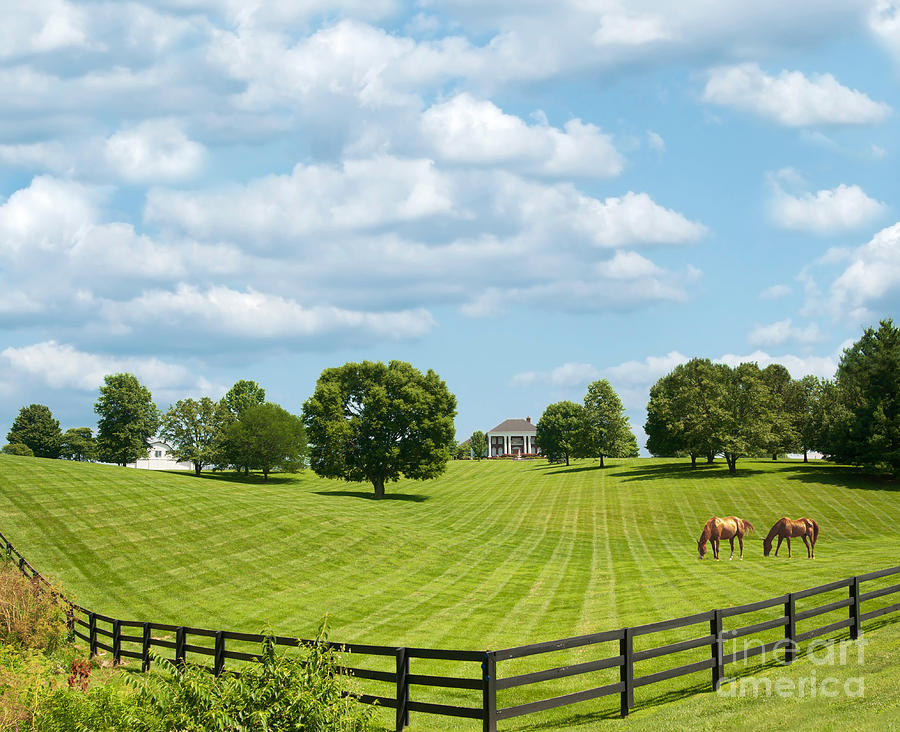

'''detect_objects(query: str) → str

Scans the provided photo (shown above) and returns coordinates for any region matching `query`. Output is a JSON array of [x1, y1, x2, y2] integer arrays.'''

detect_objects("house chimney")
[[526, 416, 531, 423]]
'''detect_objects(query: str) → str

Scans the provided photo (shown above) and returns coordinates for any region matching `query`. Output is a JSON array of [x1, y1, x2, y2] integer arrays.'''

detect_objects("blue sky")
[[1, 0, 899, 450]]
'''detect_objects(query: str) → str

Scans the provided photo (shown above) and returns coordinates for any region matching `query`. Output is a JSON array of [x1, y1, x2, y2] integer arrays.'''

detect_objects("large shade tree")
[[582, 379, 635, 467], [6, 404, 62, 459], [829, 319, 900, 477], [536, 401, 587, 466], [303, 361, 457, 499], [710, 362, 774, 474], [761, 364, 799, 460], [94, 373, 160, 466], [469, 430, 487, 460], [161, 397, 224, 476], [223, 403, 307, 480], [59, 427, 97, 462]]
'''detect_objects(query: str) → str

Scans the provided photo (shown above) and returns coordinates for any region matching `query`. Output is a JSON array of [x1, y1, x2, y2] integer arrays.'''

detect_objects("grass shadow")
[[619, 461, 766, 481], [779, 463, 899, 492], [162, 470, 296, 486], [311, 490, 430, 502]]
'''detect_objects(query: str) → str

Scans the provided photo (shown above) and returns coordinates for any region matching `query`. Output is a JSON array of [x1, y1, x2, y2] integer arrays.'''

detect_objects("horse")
[[698, 516, 755, 560], [763, 517, 819, 558]]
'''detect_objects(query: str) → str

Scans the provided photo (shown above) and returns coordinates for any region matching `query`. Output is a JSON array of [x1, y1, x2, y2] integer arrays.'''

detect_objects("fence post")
[[175, 626, 186, 666], [849, 576, 861, 641], [141, 622, 151, 672], [619, 628, 633, 717], [481, 651, 497, 732], [395, 647, 410, 732], [784, 593, 796, 664], [89, 613, 98, 657], [18, 556, 24, 574], [112, 619, 121, 664], [710, 609, 724, 691], [214, 630, 225, 676]]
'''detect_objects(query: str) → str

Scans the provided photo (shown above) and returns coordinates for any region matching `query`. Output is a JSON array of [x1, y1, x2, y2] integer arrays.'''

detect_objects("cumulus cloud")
[[511, 362, 602, 389], [1, 341, 215, 394], [748, 319, 821, 347], [420, 94, 623, 176], [827, 222, 900, 322], [770, 183, 886, 234], [104, 120, 206, 182], [703, 63, 890, 126], [716, 349, 841, 380], [870, 0, 900, 60], [0, 0, 88, 58]]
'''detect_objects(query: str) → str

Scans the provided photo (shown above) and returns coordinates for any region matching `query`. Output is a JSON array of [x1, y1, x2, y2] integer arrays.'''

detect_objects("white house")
[[126, 440, 193, 471], [486, 417, 539, 457]]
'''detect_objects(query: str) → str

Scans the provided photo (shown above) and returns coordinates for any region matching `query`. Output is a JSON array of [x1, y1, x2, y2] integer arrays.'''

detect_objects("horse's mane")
[[699, 519, 712, 543], [763, 518, 784, 546]]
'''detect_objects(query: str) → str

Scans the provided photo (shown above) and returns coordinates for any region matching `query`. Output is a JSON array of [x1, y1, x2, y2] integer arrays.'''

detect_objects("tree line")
[[645, 320, 899, 477]]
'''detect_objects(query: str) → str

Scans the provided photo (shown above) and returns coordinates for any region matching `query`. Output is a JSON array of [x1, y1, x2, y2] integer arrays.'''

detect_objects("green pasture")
[[0, 454, 898, 730]]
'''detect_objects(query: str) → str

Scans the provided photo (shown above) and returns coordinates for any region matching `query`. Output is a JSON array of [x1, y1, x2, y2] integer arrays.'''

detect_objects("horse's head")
[[698, 540, 707, 560], [763, 537, 772, 557]]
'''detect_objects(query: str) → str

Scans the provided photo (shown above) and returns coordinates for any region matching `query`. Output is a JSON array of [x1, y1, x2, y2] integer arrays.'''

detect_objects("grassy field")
[[0, 454, 898, 729]]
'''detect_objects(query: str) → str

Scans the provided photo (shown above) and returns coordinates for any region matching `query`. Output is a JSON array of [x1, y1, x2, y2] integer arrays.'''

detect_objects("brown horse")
[[763, 517, 819, 558], [698, 516, 755, 560]]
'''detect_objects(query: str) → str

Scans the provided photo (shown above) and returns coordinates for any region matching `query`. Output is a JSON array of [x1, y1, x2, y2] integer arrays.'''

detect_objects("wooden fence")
[[2, 529, 899, 731]]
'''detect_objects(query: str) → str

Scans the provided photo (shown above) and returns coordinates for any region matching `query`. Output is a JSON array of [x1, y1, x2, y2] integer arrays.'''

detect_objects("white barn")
[[126, 440, 193, 471]]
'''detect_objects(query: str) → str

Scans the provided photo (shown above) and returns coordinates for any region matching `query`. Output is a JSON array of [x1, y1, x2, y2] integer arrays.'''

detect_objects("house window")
[[510, 436, 524, 454], [490, 436, 505, 456], [154, 450, 162, 458]]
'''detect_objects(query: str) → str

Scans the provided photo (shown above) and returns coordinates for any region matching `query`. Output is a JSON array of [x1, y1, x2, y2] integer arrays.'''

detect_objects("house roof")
[[487, 418, 536, 434]]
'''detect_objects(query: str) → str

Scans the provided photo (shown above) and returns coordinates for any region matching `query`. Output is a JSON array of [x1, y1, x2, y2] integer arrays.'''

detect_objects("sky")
[[1, 0, 899, 450]]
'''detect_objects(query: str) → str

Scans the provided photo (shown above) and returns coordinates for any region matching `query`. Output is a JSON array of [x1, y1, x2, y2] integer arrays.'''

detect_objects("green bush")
[[0, 564, 67, 652], [1, 444, 34, 457]]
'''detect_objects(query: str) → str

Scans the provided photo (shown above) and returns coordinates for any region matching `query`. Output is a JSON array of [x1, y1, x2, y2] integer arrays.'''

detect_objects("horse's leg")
[[738, 534, 744, 560], [786, 537, 792, 558], [729, 537, 734, 560], [714, 538, 720, 560], [775, 536, 783, 556], [802, 535, 811, 558]]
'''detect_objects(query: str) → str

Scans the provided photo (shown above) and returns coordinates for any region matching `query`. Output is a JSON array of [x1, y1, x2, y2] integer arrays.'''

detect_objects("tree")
[[94, 373, 160, 466], [6, 404, 62, 459], [829, 320, 900, 476], [59, 427, 97, 462], [582, 379, 633, 467], [761, 364, 799, 460], [1, 444, 34, 457], [469, 430, 487, 460], [303, 361, 457, 499], [644, 359, 720, 466], [536, 401, 587, 466], [223, 403, 307, 480], [221, 380, 266, 419], [792, 375, 823, 463], [161, 397, 224, 476], [710, 362, 774, 474]]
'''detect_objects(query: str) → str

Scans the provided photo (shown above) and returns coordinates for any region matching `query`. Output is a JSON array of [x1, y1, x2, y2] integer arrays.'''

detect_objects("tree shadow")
[[778, 463, 899, 492], [162, 470, 296, 486], [541, 463, 609, 475], [619, 462, 765, 481], [312, 490, 430, 502]]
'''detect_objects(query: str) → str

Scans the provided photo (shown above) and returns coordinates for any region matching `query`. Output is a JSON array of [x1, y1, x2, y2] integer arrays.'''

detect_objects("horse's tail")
[[743, 519, 754, 535], [811, 519, 819, 543]]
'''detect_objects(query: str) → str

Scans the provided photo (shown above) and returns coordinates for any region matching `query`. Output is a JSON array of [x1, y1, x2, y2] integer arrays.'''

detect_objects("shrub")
[[0, 564, 67, 651], [1, 444, 34, 457]]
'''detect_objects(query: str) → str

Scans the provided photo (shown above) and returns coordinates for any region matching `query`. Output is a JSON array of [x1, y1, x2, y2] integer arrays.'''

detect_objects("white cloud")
[[511, 362, 602, 389], [870, 1, 900, 60], [0, 0, 88, 58], [703, 63, 890, 126], [0, 341, 214, 394], [420, 94, 623, 176], [770, 183, 886, 234], [748, 319, 821, 347], [592, 12, 671, 46], [827, 222, 900, 322], [760, 284, 792, 299], [716, 350, 840, 380], [104, 119, 206, 182], [646, 131, 665, 152], [100, 285, 437, 344]]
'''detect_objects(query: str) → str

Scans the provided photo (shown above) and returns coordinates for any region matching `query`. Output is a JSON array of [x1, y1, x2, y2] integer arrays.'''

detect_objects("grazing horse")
[[763, 517, 819, 558], [698, 516, 755, 560]]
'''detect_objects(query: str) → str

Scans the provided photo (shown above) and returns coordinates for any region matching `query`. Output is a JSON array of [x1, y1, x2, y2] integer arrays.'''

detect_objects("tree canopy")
[[94, 373, 160, 466], [469, 430, 486, 460], [223, 403, 307, 480], [59, 427, 97, 462], [303, 361, 457, 498], [6, 404, 61, 459], [581, 379, 635, 466], [161, 397, 224, 475], [536, 401, 586, 466]]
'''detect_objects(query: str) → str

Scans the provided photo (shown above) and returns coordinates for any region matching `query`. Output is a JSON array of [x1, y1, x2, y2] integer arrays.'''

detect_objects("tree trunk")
[[803, 450, 808, 463], [690, 452, 697, 468], [373, 477, 385, 499], [243, 466, 249, 476], [263, 467, 269, 481], [772, 453, 777, 461], [725, 452, 737, 474], [194, 462, 202, 476], [599, 453, 605, 468], [564, 453, 570, 466], [707, 453, 715, 464]]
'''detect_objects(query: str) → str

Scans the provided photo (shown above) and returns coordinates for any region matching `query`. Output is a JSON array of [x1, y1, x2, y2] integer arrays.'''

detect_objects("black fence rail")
[[2, 528, 898, 732]]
